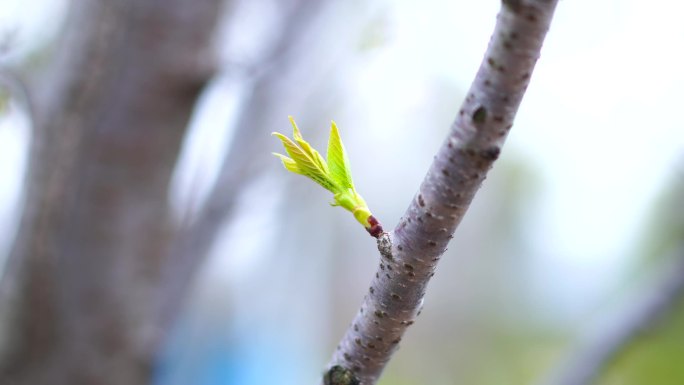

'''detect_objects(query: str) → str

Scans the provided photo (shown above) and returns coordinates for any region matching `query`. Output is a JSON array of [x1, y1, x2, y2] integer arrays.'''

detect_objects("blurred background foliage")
[[1, 1, 683, 384], [599, 301, 684, 385]]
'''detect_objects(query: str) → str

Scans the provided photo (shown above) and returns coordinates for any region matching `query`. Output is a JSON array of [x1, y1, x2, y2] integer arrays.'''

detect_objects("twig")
[[324, 1, 560, 384]]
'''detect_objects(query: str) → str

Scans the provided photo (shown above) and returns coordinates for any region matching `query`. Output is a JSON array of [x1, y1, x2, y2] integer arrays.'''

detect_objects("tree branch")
[[324, 1, 560, 384], [540, 250, 684, 385], [155, 0, 335, 332]]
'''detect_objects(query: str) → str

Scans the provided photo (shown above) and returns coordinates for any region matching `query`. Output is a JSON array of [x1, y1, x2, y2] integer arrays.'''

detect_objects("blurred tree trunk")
[[156, 0, 336, 330], [0, 1, 224, 384]]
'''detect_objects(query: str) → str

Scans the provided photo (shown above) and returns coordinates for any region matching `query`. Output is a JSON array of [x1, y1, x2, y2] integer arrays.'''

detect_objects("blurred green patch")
[[0, 86, 9, 115], [377, 374, 416, 385], [631, 175, 684, 272], [598, 174, 684, 384], [598, 298, 684, 385], [357, 13, 392, 52]]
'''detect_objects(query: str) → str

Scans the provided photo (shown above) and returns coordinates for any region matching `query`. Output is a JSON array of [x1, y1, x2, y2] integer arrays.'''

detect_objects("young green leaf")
[[272, 116, 383, 237], [272, 128, 336, 192], [327, 121, 354, 190]]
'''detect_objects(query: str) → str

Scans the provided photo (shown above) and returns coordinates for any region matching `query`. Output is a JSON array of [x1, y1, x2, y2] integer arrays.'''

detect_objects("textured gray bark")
[[0, 1, 223, 384], [541, 251, 684, 385], [325, 1, 560, 384]]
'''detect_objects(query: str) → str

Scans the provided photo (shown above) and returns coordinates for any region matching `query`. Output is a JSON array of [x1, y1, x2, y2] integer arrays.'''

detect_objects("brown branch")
[[324, 1, 560, 384]]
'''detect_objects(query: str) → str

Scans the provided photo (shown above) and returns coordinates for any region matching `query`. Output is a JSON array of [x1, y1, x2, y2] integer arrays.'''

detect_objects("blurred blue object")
[[154, 318, 309, 385]]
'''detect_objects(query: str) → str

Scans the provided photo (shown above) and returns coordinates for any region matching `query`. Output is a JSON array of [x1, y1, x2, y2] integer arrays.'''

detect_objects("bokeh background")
[[1, 1, 683, 384]]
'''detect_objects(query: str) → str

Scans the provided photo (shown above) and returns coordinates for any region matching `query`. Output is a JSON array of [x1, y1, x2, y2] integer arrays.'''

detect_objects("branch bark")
[[0, 1, 223, 384], [324, 1, 560, 384]]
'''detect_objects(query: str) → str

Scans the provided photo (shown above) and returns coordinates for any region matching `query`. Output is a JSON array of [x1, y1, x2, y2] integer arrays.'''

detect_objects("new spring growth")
[[272, 116, 383, 237]]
